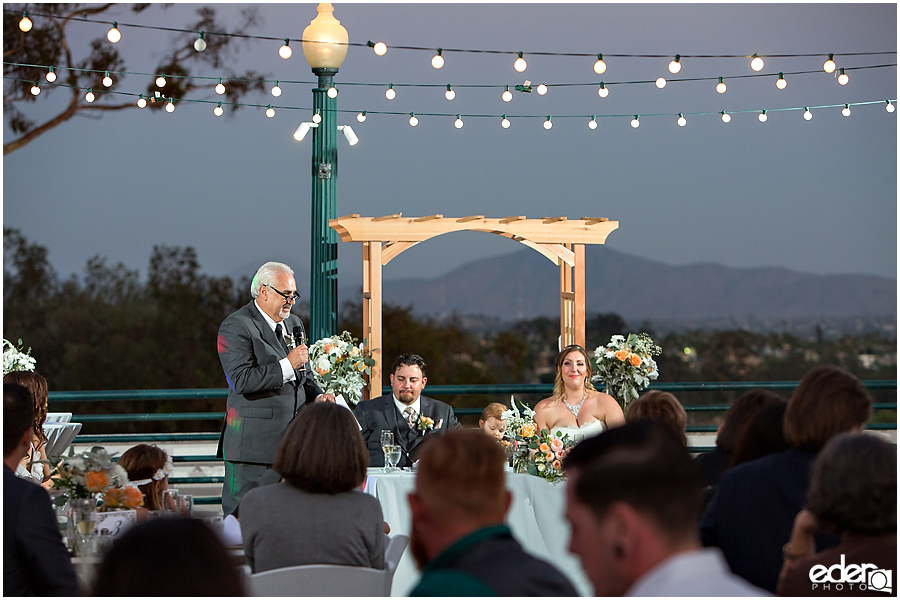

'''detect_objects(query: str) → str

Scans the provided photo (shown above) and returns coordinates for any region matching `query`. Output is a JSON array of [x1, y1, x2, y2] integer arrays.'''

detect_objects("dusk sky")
[[3, 3, 897, 300]]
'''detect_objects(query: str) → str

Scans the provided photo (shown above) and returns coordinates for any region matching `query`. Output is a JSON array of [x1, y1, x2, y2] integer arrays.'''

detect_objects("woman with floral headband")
[[117, 444, 175, 520]]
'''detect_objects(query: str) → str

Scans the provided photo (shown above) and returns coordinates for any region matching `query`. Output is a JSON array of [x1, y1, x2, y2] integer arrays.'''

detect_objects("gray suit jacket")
[[216, 300, 324, 464], [354, 394, 460, 467]]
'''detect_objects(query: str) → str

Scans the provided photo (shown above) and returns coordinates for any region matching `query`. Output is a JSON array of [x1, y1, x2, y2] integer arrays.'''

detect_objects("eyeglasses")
[[265, 284, 300, 302]]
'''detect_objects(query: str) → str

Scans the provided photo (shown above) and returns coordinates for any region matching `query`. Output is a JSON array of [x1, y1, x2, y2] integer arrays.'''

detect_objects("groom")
[[355, 353, 460, 468]]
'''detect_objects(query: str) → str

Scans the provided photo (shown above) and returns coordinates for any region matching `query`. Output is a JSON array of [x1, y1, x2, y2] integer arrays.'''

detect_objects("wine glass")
[[386, 445, 402, 473], [380, 431, 394, 473]]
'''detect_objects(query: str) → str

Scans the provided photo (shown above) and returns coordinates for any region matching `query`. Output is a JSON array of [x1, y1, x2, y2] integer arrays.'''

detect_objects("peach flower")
[[615, 349, 629, 361], [629, 353, 642, 367], [85, 470, 110, 492], [520, 423, 537, 438], [550, 437, 564, 452], [122, 486, 144, 509], [539, 442, 550, 454], [552, 460, 562, 470]]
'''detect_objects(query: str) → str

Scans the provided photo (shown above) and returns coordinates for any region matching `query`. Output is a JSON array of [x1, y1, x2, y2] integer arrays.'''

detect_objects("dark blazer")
[[3, 465, 80, 596], [354, 394, 460, 468], [216, 300, 324, 465]]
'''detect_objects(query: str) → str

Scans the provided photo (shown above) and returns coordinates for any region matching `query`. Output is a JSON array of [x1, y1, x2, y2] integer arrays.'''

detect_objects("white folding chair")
[[249, 564, 390, 597], [45, 412, 72, 423], [384, 534, 409, 594]]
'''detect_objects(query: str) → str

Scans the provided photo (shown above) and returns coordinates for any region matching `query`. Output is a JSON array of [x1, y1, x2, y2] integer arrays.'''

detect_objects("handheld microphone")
[[292, 326, 307, 347]]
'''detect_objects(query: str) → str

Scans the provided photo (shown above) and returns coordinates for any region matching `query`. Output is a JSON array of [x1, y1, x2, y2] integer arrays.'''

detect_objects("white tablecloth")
[[363, 469, 592, 596]]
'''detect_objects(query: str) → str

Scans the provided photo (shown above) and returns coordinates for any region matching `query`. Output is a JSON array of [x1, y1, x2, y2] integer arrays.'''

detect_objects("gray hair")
[[250, 262, 294, 298]]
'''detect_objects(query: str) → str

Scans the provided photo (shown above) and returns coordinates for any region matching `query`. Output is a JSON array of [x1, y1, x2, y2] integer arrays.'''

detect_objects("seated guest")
[[625, 389, 688, 445], [4, 371, 52, 490], [240, 402, 385, 573], [700, 365, 873, 592], [694, 389, 783, 489], [729, 397, 789, 467], [408, 429, 577, 596], [563, 421, 766, 596], [3, 382, 79, 596], [778, 432, 896, 596], [478, 402, 507, 440], [117, 444, 175, 520], [355, 353, 460, 468], [92, 517, 245, 596]]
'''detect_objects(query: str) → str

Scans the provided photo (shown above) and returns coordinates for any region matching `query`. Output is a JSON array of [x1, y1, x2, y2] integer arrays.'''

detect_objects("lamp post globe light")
[[302, 3, 348, 342]]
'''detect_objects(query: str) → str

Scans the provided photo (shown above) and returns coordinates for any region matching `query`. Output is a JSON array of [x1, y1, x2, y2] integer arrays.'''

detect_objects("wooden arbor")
[[329, 214, 619, 399]]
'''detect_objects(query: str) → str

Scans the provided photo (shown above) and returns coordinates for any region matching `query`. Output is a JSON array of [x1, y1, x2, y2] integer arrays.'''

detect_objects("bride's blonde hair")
[[553, 345, 596, 402]]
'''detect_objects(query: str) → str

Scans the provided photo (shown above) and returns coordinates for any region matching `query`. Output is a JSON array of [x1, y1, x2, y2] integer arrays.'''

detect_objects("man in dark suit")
[[355, 353, 460, 468], [216, 262, 334, 515], [4, 382, 79, 596]]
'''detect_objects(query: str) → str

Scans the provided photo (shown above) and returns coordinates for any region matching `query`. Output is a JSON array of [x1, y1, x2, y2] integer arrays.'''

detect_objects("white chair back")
[[42, 422, 82, 458], [249, 564, 389, 597], [46, 412, 72, 423], [384, 533, 409, 594]]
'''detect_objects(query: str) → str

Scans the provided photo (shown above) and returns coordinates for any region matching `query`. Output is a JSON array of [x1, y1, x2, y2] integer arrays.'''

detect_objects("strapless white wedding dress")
[[550, 420, 607, 443]]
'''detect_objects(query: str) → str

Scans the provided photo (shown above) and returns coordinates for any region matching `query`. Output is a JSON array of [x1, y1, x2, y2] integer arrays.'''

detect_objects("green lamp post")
[[302, 3, 348, 342]]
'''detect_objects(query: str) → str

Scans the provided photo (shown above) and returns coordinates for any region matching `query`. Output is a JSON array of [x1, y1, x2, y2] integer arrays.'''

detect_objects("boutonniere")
[[417, 416, 435, 431]]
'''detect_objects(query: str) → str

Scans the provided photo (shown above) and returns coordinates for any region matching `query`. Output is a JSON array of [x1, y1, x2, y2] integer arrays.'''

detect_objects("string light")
[[165, 97, 175, 112], [598, 82, 609, 98], [327, 86, 338, 98], [668, 54, 681, 74], [842, 104, 851, 117], [385, 84, 395, 100], [30, 82, 40, 96], [279, 39, 292, 59], [18, 11, 32, 32], [214, 102, 223, 116], [215, 78, 225, 94], [357, 110, 367, 122], [838, 68, 849, 85], [536, 83, 548, 95], [445, 84, 455, 100], [431, 48, 443, 69], [514, 52, 527, 72], [368, 41, 387, 56], [758, 109, 767, 122], [266, 105, 275, 118], [721, 111, 731, 123], [543, 115, 552, 129], [677, 112, 687, 126], [85, 88, 95, 102], [271, 81, 281, 97], [631, 115, 640, 128], [137, 94, 146, 108], [501, 114, 510, 128], [107, 22, 121, 43], [312, 110, 322, 124], [655, 77, 667, 89], [776, 73, 787, 89], [886, 100, 895, 113], [588, 116, 597, 129], [593, 54, 606, 74], [750, 53, 764, 71], [716, 77, 726, 93], [408, 112, 418, 126], [803, 107, 813, 120], [102, 71, 113, 87], [823, 53, 836, 73], [502, 86, 512, 102], [455, 114, 464, 128], [194, 31, 207, 52], [156, 75, 166, 88], [45, 67, 56, 83]]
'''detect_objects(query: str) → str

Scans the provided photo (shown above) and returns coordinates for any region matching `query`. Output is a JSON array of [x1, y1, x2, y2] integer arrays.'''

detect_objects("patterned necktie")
[[404, 406, 417, 429], [274, 324, 288, 352]]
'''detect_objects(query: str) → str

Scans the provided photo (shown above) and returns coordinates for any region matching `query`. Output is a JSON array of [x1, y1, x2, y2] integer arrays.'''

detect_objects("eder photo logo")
[[808, 555, 893, 594]]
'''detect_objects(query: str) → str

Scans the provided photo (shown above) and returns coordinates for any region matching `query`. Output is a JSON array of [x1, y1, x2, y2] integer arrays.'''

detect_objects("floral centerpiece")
[[592, 333, 661, 410], [52, 446, 141, 508], [3, 338, 36, 375], [309, 331, 376, 406], [501, 397, 573, 483]]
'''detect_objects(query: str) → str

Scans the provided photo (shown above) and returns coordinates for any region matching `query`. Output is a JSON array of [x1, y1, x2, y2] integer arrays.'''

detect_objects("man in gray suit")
[[354, 353, 460, 468], [216, 262, 334, 515]]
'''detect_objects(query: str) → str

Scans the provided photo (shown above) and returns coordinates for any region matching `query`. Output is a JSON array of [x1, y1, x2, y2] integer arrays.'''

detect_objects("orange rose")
[[85, 470, 110, 492], [323, 344, 334, 353], [356, 361, 367, 372], [539, 442, 550, 454], [615, 349, 629, 361], [122, 486, 144, 509], [552, 459, 562, 470], [520, 423, 537, 438], [629, 353, 642, 367], [545, 453, 554, 462]]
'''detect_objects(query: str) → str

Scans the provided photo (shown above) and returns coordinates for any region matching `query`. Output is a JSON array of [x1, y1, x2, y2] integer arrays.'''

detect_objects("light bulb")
[[588, 117, 597, 130], [514, 52, 527, 72], [776, 73, 787, 90], [656, 77, 667, 89], [30, 84, 40, 96], [598, 83, 609, 98], [823, 54, 835, 73], [668, 55, 681, 74], [102, 73, 113, 87], [19, 13, 32, 32], [677, 113, 686, 127], [803, 108, 812, 121], [271, 82, 281, 97], [372, 41, 387, 56], [327, 86, 338, 98], [215, 81, 226, 95], [721, 111, 731, 123], [455, 115, 464, 129], [593, 54, 606, 75], [842, 104, 851, 117], [445, 85, 455, 101], [501, 116, 510, 128], [838, 68, 848, 85], [758, 110, 767, 122], [631, 115, 640, 128], [886, 100, 895, 113], [502, 87, 513, 102], [312, 112, 322, 124], [45, 68, 56, 83], [432, 50, 444, 69], [385, 85, 395, 100], [156, 75, 166, 88], [543, 117, 552, 130], [536, 83, 548, 95], [409, 113, 418, 127], [214, 103, 223, 117], [107, 23, 121, 43], [165, 99, 175, 113], [85, 89, 95, 103], [357, 111, 367, 122], [716, 77, 726, 93], [137, 95, 147, 108], [194, 33, 207, 52], [266, 106, 275, 118], [750, 54, 764, 71], [279, 39, 292, 59]]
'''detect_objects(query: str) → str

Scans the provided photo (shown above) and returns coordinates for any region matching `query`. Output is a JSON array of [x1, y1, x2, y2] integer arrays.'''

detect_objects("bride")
[[533, 344, 625, 442]]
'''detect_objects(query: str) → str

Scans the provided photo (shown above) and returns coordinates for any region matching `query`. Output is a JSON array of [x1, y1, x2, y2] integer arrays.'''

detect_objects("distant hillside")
[[362, 246, 896, 322]]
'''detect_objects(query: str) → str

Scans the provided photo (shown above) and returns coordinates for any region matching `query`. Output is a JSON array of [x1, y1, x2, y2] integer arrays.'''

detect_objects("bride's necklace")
[[563, 392, 586, 417]]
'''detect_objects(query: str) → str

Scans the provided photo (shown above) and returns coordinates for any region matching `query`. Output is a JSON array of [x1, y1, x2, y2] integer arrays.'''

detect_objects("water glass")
[[387, 446, 402, 472], [380, 431, 394, 473], [181, 494, 194, 517]]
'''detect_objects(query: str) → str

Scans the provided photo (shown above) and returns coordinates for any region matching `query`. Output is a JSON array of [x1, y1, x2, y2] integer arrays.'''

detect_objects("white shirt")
[[392, 395, 421, 428], [627, 548, 770, 597], [253, 300, 295, 385]]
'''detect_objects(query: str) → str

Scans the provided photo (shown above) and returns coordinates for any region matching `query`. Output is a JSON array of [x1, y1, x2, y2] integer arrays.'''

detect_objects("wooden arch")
[[329, 214, 619, 399]]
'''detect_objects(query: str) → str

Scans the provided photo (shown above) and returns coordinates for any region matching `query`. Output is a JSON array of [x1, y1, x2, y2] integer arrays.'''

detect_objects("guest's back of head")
[[716, 389, 783, 453], [4, 371, 49, 447], [625, 390, 687, 445], [784, 365, 872, 451], [3, 382, 34, 458], [729, 397, 790, 467], [118, 444, 170, 510], [92, 517, 245, 596]]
